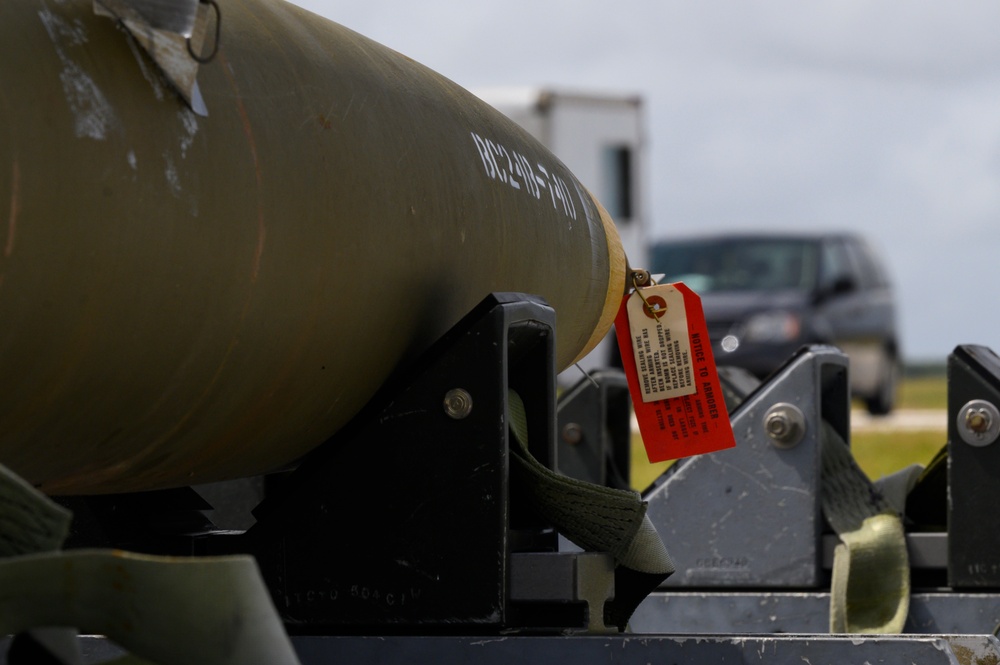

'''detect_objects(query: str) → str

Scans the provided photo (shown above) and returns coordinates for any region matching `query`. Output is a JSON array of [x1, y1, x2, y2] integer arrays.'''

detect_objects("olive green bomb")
[[0, 0, 625, 494]]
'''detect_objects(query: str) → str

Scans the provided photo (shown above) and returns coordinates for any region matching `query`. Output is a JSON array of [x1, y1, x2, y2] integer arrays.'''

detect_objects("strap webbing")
[[0, 464, 72, 557], [507, 390, 674, 629], [820, 420, 910, 633], [0, 463, 300, 665]]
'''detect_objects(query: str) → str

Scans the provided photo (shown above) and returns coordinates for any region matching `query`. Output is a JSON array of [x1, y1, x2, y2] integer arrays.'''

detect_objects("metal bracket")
[[509, 552, 616, 634], [49, 293, 632, 634], [555, 369, 631, 490], [631, 343, 1000, 635], [642, 345, 849, 588], [212, 293, 562, 630], [948, 344, 1000, 588]]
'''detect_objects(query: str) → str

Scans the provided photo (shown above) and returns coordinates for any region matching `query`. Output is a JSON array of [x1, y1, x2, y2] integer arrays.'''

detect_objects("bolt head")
[[765, 413, 790, 438], [966, 408, 991, 433], [443, 389, 473, 419], [763, 403, 806, 448], [561, 423, 584, 446], [958, 399, 1000, 446]]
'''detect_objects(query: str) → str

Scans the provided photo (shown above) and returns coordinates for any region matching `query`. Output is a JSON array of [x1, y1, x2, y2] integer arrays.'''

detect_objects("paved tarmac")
[[851, 409, 947, 432]]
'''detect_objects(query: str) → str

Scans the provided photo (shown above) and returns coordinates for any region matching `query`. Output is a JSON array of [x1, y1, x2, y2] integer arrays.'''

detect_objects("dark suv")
[[649, 232, 899, 414]]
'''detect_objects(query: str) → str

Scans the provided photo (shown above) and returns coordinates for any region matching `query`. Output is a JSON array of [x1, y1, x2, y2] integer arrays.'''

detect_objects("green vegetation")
[[895, 375, 947, 411], [630, 373, 949, 492], [851, 429, 944, 481], [630, 442, 674, 492], [849, 372, 946, 412], [853, 372, 947, 480]]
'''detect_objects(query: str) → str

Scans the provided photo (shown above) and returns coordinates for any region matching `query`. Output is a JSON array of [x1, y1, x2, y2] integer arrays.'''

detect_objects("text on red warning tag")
[[625, 285, 697, 403], [614, 282, 736, 462]]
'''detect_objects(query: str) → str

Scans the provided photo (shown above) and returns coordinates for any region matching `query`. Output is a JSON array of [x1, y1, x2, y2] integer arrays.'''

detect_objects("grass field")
[[630, 373, 949, 492], [893, 375, 949, 410], [851, 374, 947, 481]]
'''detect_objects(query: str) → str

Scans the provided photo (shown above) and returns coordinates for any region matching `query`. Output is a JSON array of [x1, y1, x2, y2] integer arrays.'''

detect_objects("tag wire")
[[573, 363, 601, 388], [631, 271, 666, 324]]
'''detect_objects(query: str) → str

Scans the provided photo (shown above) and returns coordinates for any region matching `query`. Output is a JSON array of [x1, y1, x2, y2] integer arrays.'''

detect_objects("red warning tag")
[[624, 284, 698, 403], [614, 282, 736, 462]]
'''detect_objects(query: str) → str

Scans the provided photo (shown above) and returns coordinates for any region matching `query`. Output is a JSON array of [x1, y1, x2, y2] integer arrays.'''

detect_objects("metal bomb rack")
[[626, 344, 1000, 639], [53, 293, 630, 638], [13, 295, 1000, 664]]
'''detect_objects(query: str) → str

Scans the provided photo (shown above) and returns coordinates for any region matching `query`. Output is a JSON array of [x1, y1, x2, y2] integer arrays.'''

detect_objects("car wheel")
[[865, 351, 899, 416]]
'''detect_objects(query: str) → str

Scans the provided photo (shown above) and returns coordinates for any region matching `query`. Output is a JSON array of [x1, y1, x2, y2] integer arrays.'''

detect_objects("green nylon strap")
[[873, 463, 925, 516], [0, 549, 300, 665], [721, 367, 913, 634], [0, 463, 72, 557], [0, 462, 301, 665], [507, 390, 674, 629], [820, 420, 910, 633]]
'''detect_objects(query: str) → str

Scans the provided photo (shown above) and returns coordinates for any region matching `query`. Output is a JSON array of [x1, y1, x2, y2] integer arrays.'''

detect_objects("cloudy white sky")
[[290, 1, 1000, 362]]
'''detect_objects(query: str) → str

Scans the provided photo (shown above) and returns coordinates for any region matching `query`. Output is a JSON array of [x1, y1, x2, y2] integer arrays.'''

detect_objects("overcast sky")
[[289, 1, 1000, 362]]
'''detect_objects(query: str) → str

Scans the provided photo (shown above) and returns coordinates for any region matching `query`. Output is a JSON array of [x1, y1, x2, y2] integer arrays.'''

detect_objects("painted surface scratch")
[[222, 58, 266, 283], [38, 8, 118, 140], [127, 57, 266, 475], [162, 152, 181, 197], [125, 33, 167, 102], [178, 109, 198, 158]]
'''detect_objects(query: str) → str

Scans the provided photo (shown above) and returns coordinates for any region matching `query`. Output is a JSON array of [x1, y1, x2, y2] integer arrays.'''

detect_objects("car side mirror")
[[832, 275, 857, 294], [814, 275, 857, 303]]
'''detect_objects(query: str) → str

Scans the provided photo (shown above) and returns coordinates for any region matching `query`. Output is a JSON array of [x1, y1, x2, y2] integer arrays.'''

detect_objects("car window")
[[651, 238, 820, 293], [819, 239, 853, 290], [846, 237, 889, 289]]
